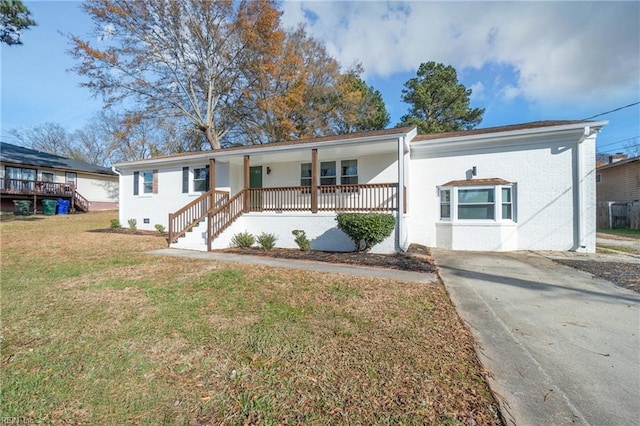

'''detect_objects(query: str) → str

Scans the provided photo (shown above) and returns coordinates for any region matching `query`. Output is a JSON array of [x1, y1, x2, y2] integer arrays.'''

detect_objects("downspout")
[[111, 166, 124, 235], [575, 126, 591, 252], [397, 136, 408, 251]]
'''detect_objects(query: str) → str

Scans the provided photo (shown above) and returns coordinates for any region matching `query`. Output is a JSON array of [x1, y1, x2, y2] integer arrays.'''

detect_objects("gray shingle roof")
[[0, 142, 116, 176]]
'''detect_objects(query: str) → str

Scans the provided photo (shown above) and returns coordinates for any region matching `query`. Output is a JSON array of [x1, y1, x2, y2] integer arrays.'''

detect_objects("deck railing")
[[1, 178, 75, 197], [1, 177, 92, 212], [168, 189, 229, 243], [247, 183, 400, 212]]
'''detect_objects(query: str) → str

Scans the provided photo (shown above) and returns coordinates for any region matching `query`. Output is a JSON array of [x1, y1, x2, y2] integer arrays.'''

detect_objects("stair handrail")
[[74, 190, 91, 212], [206, 189, 246, 251], [168, 189, 229, 244]]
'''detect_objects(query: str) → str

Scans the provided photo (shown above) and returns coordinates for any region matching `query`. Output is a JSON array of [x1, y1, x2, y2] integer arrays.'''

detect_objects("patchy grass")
[[597, 244, 639, 254], [1, 211, 501, 424], [597, 228, 640, 239]]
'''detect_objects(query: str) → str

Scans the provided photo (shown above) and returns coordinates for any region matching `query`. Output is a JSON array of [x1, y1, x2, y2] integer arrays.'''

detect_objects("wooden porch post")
[[311, 149, 318, 213], [71, 184, 76, 212], [209, 158, 216, 209], [243, 155, 250, 213]]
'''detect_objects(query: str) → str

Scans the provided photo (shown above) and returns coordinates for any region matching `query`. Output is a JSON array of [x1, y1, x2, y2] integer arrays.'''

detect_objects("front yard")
[[1, 211, 501, 424]]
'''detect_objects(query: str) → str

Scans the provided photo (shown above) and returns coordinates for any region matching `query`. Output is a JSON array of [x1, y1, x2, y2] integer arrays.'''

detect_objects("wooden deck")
[[0, 178, 90, 213]]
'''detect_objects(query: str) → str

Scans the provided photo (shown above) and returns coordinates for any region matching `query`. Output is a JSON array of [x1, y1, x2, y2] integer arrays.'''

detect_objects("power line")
[[583, 101, 640, 120], [597, 135, 639, 150]]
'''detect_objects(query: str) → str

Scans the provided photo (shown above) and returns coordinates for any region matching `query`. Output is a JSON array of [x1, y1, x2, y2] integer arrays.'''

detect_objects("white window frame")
[[438, 184, 516, 222], [300, 163, 312, 187], [142, 171, 154, 194], [193, 167, 208, 192], [340, 159, 358, 185], [320, 161, 336, 186], [439, 189, 451, 220]]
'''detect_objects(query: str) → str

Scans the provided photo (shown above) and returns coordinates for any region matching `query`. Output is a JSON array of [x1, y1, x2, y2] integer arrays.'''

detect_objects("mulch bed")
[[219, 244, 437, 273], [554, 259, 640, 293], [88, 228, 169, 238]]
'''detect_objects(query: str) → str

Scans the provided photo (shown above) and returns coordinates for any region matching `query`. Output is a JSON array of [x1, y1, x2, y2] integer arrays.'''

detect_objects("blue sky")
[[2, 1, 639, 157]]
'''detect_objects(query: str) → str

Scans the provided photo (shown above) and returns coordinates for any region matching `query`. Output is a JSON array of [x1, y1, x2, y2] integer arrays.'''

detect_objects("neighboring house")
[[114, 120, 606, 253], [0, 142, 119, 213], [595, 155, 640, 230], [596, 155, 639, 203]]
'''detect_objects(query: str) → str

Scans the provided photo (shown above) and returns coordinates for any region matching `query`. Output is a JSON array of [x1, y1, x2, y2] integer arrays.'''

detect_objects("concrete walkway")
[[433, 249, 640, 426], [150, 248, 438, 284]]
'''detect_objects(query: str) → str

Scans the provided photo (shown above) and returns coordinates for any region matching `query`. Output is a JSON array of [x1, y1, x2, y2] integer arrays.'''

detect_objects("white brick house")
[[114, 120, 606, 253]]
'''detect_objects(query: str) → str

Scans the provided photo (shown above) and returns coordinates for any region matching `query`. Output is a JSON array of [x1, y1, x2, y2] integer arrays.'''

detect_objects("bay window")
[[439, 183, 515, 222]]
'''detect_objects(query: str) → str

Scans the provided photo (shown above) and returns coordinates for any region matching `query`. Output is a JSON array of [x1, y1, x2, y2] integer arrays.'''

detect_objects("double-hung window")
[[340, 160, 358, 185], [142, 171, 154, 194], [300, 163, 312, 187], [440, 189, 451, 219], [193, 167, 209, 192], [458, 188, 495, 220], [502, 187, 513, 220], [320, 161, 336, 186]]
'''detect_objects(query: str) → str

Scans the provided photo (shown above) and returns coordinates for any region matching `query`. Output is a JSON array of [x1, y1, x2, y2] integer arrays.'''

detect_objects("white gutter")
[[411, 120, 609, 151]]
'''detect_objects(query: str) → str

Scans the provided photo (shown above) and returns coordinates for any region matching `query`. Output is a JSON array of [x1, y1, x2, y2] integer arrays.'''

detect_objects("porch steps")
[[171, 219, 208, 251]]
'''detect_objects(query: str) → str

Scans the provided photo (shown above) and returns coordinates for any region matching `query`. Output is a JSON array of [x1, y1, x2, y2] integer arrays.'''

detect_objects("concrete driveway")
[[433, 249, 640, 426]]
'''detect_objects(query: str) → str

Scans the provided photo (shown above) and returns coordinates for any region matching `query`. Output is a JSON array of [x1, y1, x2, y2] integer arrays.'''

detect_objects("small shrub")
[[128, 218, 137, 232], [257, 232, 277, 250], [230, 231, 255, 248], [336, 213, 395, 252], [154, 224, 166, 233], [292, 229, 311, 251], [110, 219, 121, 229]]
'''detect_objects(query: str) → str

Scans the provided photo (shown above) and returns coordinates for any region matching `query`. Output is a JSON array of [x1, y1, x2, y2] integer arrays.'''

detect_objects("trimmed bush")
[[155, 224, 166, 233], [292, 229, 311, 251], [336, 213, 395, 252], [230, 231, 255, 248], [110, 219, 121, 229], [257, 232, 277, 250], [128, 218, 137, 232]]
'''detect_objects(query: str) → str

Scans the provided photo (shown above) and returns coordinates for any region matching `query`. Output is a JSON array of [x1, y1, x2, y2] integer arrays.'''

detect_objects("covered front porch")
[[169, 129, 412, 251]]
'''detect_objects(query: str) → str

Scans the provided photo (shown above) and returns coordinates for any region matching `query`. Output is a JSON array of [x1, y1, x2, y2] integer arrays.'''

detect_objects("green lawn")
[[1, 211, 500, 424]]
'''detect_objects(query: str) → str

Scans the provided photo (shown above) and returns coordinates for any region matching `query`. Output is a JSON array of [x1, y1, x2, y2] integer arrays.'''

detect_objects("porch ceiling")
[[222, 139, 398, 165]]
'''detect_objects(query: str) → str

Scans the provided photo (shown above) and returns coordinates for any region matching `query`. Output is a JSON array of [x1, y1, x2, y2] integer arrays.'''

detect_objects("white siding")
[[119, 162, 229, 230]]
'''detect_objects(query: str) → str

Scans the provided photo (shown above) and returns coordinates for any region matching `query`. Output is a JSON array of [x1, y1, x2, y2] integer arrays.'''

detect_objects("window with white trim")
[[320, 161, 336, 186], [502, 187, 513, 220], [300, 163, 312, 187], [458, 188, 495, 220], [340, 160, 358, 185], [193, 167, 209, 192], [142, 171, 153, 194], [439, 184, 515, 222], [440, 189, 451, 219]]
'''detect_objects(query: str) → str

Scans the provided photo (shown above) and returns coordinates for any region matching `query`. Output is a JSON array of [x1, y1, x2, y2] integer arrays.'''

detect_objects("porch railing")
[[168, 189, 229, 243], [247, 183, 400, 212]]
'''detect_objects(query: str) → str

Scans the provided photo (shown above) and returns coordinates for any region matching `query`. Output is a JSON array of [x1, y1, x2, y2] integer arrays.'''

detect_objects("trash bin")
[[56, 199, 71, 215], [13, 200, 32, 216], [42, 199, 57, 216]]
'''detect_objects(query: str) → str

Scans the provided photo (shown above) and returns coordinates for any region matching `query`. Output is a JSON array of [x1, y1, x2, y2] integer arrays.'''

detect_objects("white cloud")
[[281, 1, 640, 107]]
